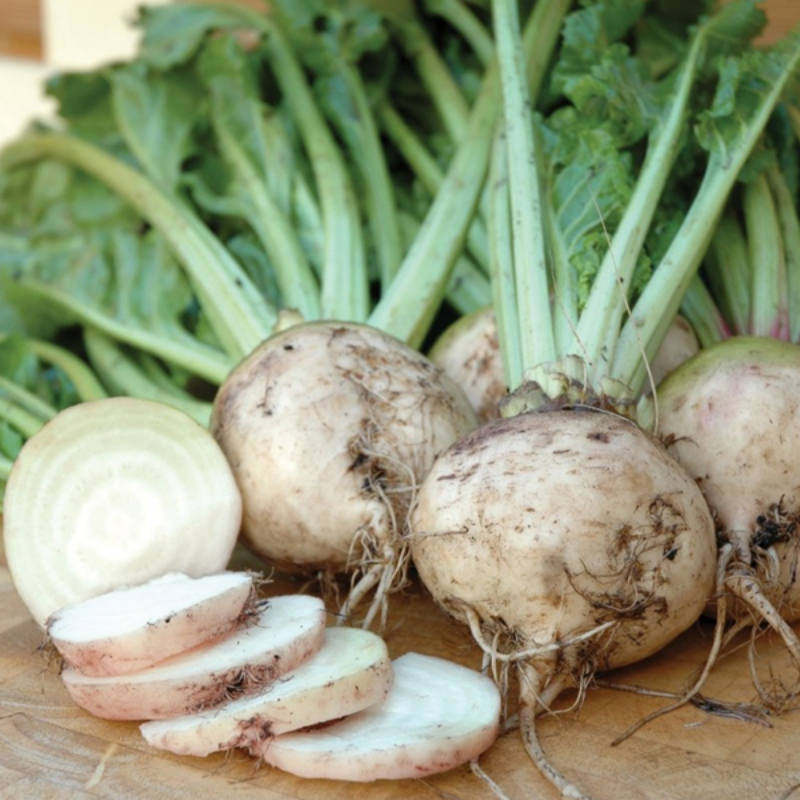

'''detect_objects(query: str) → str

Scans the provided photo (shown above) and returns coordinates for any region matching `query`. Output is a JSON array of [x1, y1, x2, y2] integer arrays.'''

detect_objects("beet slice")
[[140, 626, 394, 756], [47, 571, 256, 677], [61, 594, 326, 720], [260, 652, 501, 781]]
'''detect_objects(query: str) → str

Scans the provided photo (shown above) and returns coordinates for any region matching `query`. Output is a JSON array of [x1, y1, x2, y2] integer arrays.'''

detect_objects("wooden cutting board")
[[3, 535, 800, 800]]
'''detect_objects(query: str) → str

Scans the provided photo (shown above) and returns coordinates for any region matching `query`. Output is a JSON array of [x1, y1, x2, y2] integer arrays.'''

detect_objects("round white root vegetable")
[[258, 652, 501, 781], [648, 314, 700, 390], [61, 594, 326, 720], [3, 397, 243, 628], [46, 572, 257, 677], [410, 409, 716, 799], [210, 321, 478, 629], [428, 307, 505, 423], [140, 626, 393, 756], [657, 336, 800, 694]]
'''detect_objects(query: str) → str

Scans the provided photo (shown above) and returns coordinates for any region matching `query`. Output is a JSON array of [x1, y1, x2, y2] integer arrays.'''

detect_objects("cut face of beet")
[[47, 571, 256, 677], [259, 652, 501, 781], [61, 594, 326, 720], [3, 397, 243, 628], [140, 626, 394, 756]]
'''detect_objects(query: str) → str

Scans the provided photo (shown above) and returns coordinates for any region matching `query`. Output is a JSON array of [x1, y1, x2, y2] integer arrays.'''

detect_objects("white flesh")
[[140, 626, 393, 756], [47, 572, 255, 677], [259, 652, 501, 781], [3, 397, 243, 628], [61, 594, 326, 720]]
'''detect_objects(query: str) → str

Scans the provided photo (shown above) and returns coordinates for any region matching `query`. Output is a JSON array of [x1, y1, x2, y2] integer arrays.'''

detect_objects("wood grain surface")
[[3, 535, 800, 800]]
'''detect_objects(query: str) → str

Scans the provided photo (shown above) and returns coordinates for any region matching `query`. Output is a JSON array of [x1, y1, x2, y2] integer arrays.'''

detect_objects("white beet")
[[658, 336, 800, 674], [46, 572, 256, 677], [60, 594, 326, 720], [3, 397, 243, 628], [428, 307, 505, 423], [411, 411, 716, 672], [140, 626, 393, 756], [259, 652, 501, 781], [410, 409, 716, 798], [210, 321, 477, 627], [648, 314, 700, 389]]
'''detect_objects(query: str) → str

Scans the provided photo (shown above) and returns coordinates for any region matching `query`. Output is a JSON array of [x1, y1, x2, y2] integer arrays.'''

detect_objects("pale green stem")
[[135, 356, 178, 393], [0, 398, 45, 439], [615, 39, 800, 396], [226, 5, 369, 321], [83, 329, 212, 426], [377, 99, 446, 195], [0, 335, 108, 401], [292, 173, 325, 279], [547, 212, 579, 357], [616, 164, 761, 395], [13, 279, 231, 385], [444, 257, 493, 315], [0, 377, 57, 423], [765, 164, 800, 342], [369, 0, 570, 349], [331, 64, 405, 290], [744, 170, 789, 338], [488, 129, 522, 390], [367, 68, 499, 347], [214, 109, 321, 320], [396, 211, 491, 315], [522, 0, 575, 105], [575, 24, 709, 381], [377, 0, 472, 142], [680, 275, 730, 348], [703, 208, 751, 335], [378, 99, 490, 271], [423, 0, 494, 66], [493, 0, 555, 375]]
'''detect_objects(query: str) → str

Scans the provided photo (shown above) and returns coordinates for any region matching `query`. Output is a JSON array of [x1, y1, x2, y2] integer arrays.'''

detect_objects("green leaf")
[[634, 0, 719, 77], [194, 33, 322, 318], [0, 423, 23, 464], [0, 333, 39, 385], [1, 223, 231, 384], [0, 235, 71, 337], [540, 112, 639, 316], [107, 62, 202, 191], [137, 3, 250, 70], [0, 333, 81, 414], [615, 26, 800, 391], [551, 0, 647, 95], [270, 0, 389, 74], [44, 71, 118, 144]]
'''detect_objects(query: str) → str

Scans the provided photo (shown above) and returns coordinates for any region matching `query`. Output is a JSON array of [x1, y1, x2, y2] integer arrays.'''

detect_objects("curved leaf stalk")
[[1, 132, 273, 363], [83, 329, 212, 426], [226, 5, 370, 321]]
